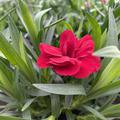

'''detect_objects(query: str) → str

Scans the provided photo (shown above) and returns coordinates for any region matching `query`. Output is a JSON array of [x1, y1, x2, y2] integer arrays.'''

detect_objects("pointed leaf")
[[33, 84, 86, 95], [63, 21, 73, 31], [86, 13, 101, 49], [35, 8, 51, 31], [88, 81, 120, 100], [19, 33, 27, 64], [93, 46, 120, 58], [102, 104, 120, 117], [22, 98, 36, 112], [51, 95, 60, 117], [17, 0, 39, 54], [0, 116, 27, 120], [0, 32, 34, 82], [83, 105, 107, 120], [107, 8, 118, 46], [8, 16, 20, 53]]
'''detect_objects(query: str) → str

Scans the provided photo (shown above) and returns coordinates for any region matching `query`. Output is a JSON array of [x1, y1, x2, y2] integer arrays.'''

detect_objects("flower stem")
[[0, 7, 16, 22]]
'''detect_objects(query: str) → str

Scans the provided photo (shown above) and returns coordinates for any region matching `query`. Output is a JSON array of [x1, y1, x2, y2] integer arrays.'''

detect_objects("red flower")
[[37, 30, 100, 78]]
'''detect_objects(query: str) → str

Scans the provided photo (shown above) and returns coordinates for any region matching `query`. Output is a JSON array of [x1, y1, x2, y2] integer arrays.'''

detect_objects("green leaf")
[[17, 0, 39, 54], [24, 40, 37, 60], [0, 32, 34, 83], [86, 13, 101, 49], [92, 58, 120, 90], [19, 33, 27, 64], [107, 8, 118, 46], [99, 29, 107, 48], [19, 33, 37, 82], [102, 104, 120, 117], [45, 16, 57, 44], [88, 81, 120, 100], [72, 80, 120, 110], [76, 18, 84, 38], [8, 16, 20, 53], [93, 46, 120, 58], [117, 19, 120, 34], [51, 95, 60, 117], [0, 66, 15, 97], [83, 105, 107, 120], [0, 93, 12, 103], [22, 109, 31, 120], [44, 18, 65, 29], [34, 8, 51, 31], [42, 115, 55, 120], [66, 111, 75, 120], [28, 88, 50, 96], [77, 115, 97, 120], [99, 95, 117, 112], [0, 7, 16, 22], [33, 84, 86, 95], [0, 116, 27, 120], [0, 59, 13, 81], [0, 51, 5, 58], [114, 6, 120, 18], [62, 21, 73, 31], [22, 98, 36, 112]]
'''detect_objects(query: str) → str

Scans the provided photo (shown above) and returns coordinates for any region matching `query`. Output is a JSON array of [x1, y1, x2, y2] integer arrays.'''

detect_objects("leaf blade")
[[33, 84, 86, 95]]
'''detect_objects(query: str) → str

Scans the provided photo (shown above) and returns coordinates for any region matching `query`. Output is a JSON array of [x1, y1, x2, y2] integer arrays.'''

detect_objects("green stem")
[[44, 18, 65, 29], [76, 17, 84, 38], [0, 7, 16, 22]]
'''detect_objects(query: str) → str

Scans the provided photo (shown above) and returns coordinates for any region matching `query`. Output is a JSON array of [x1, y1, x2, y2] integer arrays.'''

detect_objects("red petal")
[[53, 58, 81, 76], [48, 56, 75, 66], [39, 43, 62, 57], [74, 56, 100, 78], [75, 35, 94, 58], [59, 30, 77, 57], [37, 55, 49, 68]]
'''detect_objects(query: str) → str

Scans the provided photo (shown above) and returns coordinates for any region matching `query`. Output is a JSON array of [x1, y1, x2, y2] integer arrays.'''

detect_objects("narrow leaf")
[[28, 88, 50, 96], [99, 29, 107, 48], [33, 84, 86, 95], [44, 18, 65, 29], [19, 33, 27, 64], [8, 16, 20, 53], [102, 104, 120, 117], [35, 8, 51, 31], [83, 105, 107, 120], [45, 16, 57, 44], [51, 95, 60, 117], [0, 116, 27, 120], [107, 8, 118, 46], [88, 81, 120, 100], [93, 46, 120, 58], [0, 32, 34, 82], [86, 13, 101, 49], [42, 115, 55, 120], [17, 0, 39, 54], [92, 59, 120, 90], [22, 98, 36, 112], [63, 21, 73, 31]]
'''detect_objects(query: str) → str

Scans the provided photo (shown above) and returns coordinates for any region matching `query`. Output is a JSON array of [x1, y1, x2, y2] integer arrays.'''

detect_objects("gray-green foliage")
[[0, 0, 120, 120]]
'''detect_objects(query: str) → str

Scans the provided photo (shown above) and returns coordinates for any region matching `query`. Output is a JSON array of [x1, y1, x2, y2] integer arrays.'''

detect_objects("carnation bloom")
[[37, 30, 100, 78]]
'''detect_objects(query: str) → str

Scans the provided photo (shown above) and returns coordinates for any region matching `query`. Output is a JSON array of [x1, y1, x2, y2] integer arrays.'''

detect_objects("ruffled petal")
[[39, 43, 62, 57], [59, 30, 77, 57], [48, 56, 76, 66], [53, 58, 81, 76], [74, 55, 100, 78], [48, 56, 71, 66], [75, 35, 94, 58], [37, 55, 49, 68]]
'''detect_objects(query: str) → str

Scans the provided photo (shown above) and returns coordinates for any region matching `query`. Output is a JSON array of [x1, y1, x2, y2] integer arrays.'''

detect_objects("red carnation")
[[37, 30, 100, 78]]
